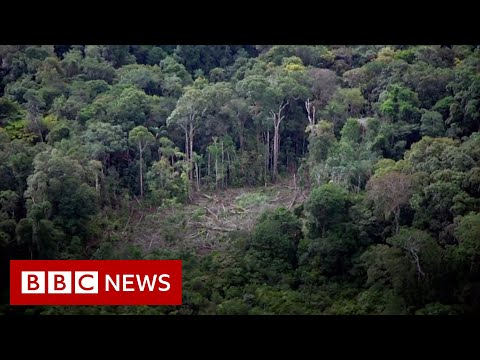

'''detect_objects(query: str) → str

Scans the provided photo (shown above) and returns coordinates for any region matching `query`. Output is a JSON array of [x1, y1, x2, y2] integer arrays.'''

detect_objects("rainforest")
[[0, 45, 479, 315]]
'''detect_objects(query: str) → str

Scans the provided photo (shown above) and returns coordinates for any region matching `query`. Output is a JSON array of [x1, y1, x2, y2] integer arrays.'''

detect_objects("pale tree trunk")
[[405, 236, 426, 279], [227, 151, 231, 187], [410, 248, 426, 279], [221, 140, 225, 189], [138, 143, 144, 198], [215, 152, 218, 190], [189, 123, 194, 181], [184, 129, 188, 167], [215, 158, 218, 189], [265, 131, 269, 184], [95, 173, 100, 193], [305, 98, 316, 135], [271, 101, 288, 182], [273, 122, 280, 182], [180, 123, 189, 177], [194, 160, 200, 191], [208, 152, 211, 177]]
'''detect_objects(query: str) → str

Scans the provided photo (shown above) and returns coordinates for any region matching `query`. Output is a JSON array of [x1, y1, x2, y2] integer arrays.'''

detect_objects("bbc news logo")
[[10, 260, 182, 305], [22, 271, 100, 294]]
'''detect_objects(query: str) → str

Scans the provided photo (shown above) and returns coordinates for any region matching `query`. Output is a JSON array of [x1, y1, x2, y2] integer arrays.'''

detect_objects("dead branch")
[[148, 236, 154, 250], [134, 214, 144, 230], [288, 191, 299, 210], [204, 207, 219, 220], [121, 209, 134, 234]]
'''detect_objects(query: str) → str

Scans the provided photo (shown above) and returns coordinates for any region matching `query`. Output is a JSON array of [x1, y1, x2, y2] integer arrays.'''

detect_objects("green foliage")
[[304, 183, 350, 238], [235, 192, 269, 208], [420, 110, 445, 137], [378, 84, 421, 123], [1, 45, 480, 315], [452, 212, 480, 274], [147, 156, 188, 204], [246, 208, 301, 282], [415, 302, 463, 315], [341, 118, 362, 144]]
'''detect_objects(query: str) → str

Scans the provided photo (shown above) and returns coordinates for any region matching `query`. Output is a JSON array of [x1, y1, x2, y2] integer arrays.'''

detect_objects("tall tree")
[[128, 126, 154, 197], [267, 61, 308, 181], [167, 86, 209, 182], [367, 171, 413, 234]]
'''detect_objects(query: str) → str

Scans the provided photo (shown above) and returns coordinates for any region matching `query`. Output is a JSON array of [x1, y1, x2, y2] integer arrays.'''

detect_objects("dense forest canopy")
[[1, 45, 479, 315]]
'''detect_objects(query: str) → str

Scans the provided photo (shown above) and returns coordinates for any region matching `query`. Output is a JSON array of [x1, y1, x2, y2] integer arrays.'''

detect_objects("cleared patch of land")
[[125, 178, 307, 254]]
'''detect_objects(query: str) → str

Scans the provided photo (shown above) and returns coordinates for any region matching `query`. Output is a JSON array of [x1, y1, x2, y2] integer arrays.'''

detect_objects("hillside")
[[1, 45, 480, 315]]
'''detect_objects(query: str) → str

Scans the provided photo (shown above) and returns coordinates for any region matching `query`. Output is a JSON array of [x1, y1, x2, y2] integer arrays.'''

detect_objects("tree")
[[453, 212, 480, 274], [22, 148, 97, 258], [367, 171, 413, 234], [306, 68, 338, 109], [267, 66, 308, 181], [246, 207, 302, 281], [341, 118, 362, 144], [23, 90, 46, 142], [420, 110, 445, 137], [167, 85, 209, 182], [300, 224, 359, 278], [360, 244, 413, 304], [83, 121, 127, 167], [146, 156, 188, 205], [304, 183, 350, 238], [128, 126, 154, 197], [378, 84, 421, 123], [387, 228, 442, 279], [117, 64, 163, 95], [225, 97, 249, 153], [237, 64, 308, 181], [2, 44, 480, 315]]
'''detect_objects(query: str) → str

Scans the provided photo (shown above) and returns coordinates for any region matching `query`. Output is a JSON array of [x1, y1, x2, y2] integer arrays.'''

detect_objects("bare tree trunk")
[[95, 173, 100, 193], [271, 101, 288, 182], [221, 140, 224, 189], [139, 144, 144, 198], [181, 125, 189, 169], [189, 124, 194, 182], [305, 98, 316, 135], [273, 121, 280, 182], [227, 151, 231, 187], [410, 249, 426, 279], [215, 154, 218, 190], [194, 160, 200, 191], [265, 131, 269, 184]]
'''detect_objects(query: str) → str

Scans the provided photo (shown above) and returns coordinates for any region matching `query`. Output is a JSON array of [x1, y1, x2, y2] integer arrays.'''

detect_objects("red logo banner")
[[10, 260, 182, 305]]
